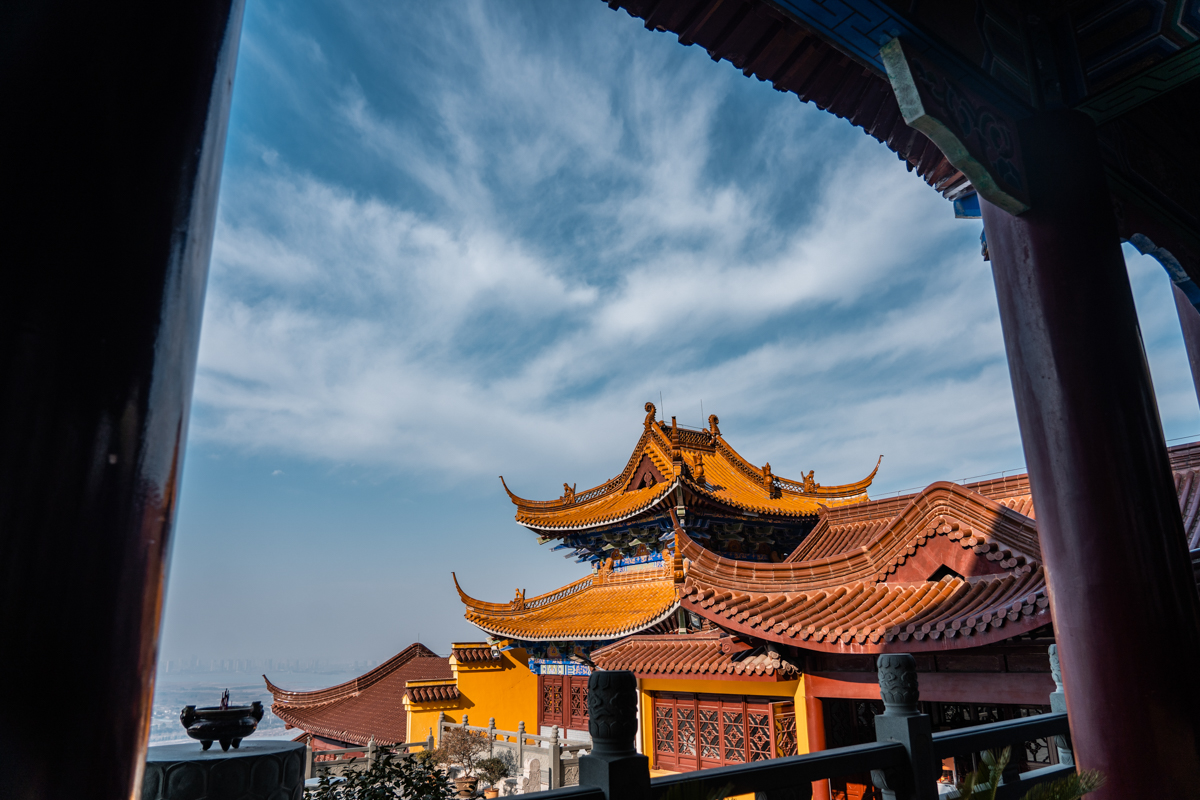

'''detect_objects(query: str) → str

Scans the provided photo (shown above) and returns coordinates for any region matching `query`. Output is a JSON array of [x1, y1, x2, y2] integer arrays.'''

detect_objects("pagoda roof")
[[471, 441, 1200, 656], [454, 562, 678, 642], [264, 643, 450, 746], [592, 631, 799, 680], [501, 403, 880, 531]]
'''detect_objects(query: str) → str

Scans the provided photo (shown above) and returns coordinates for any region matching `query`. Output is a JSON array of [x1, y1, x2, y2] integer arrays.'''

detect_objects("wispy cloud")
[[199, 21, 1009, 496]]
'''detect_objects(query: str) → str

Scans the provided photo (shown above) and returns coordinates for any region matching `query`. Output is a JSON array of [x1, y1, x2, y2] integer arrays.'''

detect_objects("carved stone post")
[[518, 721, 526, 770], [438, 711, 446, 747], [1048, 645, 1074, 767], [549, 725, 560, 790], [489, 718, 496, 757], [367, 736, 376, 769], [304, 743, 314, 780], [872, 654, 936, 800], [578, 670, 650, 800], [462, 713, 469, 727]]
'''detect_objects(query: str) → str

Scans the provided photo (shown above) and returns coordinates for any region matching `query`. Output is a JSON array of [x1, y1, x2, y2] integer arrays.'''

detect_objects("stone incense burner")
[[180, 690, 265, 752]]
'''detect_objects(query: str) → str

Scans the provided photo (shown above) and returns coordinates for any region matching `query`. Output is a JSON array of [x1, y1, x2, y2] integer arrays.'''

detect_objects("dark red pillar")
[[805, 695, 830, 800], [0, 3, 242, 799], [981, 110, 1200, 798], [1172, 283, 1200, 410]]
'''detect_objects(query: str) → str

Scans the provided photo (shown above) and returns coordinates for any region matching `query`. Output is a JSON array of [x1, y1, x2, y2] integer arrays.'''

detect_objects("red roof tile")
[[265, 643, 451, 746], [451, 645, 501, 663], [593, 632, 799, 679], [406, 682, 461, 703]]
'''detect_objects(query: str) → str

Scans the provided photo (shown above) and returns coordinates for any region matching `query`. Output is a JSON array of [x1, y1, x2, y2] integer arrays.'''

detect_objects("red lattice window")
[[652, 694, 785, 772], [677, 708, 696, 756], [748, 712, 771, 761], [655, 706, 674, 753], [544, 684, 562, 714], [699, 709, 720, 760], [722, 711, 745, 762], [772, 702, 798, 757], [538, 674, 590, 731], [570, 684, 587, 722]]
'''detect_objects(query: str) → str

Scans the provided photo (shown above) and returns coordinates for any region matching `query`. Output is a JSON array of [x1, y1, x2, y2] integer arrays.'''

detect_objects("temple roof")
[[501, 403, 880, 531], [469, 441, 1200, 656], [454, 562, 679, 642], [264, 643, 451, 746], [593, 631, 799, 680], [676, 481, 1051, 653]]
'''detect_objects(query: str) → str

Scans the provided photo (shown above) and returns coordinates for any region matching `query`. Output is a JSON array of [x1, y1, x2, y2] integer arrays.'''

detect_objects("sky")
[[157, 0, 1200, 673]]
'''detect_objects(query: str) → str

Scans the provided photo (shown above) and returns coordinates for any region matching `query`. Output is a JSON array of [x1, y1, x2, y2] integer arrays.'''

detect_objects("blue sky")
[[158, 0, 1200, 671]]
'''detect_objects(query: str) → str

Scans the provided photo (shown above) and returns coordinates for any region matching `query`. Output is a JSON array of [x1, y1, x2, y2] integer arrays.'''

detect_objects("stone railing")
[[438, 713, 591, 792], [523, 647, 1075, 800], [304, 735, 435, 780]]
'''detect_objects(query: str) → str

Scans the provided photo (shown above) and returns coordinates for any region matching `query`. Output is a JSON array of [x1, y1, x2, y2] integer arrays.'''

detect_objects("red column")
[[981, 109, 1200, 798], [1173, 283, 1200, 410], [805, 695, 830, 800], [1, 3, 242, 799]]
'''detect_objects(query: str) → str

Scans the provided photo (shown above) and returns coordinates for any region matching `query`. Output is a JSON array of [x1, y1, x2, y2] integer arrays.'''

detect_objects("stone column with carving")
[[872, 654, 936, 800], [1048, 645, 1074, 767], [579, 670, 650, 800]]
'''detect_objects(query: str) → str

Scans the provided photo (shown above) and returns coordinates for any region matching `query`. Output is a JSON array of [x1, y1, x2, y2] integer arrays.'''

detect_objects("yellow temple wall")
[[449, 648, 539, 737]]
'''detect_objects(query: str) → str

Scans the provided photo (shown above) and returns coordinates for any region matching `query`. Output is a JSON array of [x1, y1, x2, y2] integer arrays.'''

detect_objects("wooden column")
[[804, 695, 830, 800], [1172, 283, 1200, 410], [0, 3, 242, 800], [981, 109, 1200, 799]]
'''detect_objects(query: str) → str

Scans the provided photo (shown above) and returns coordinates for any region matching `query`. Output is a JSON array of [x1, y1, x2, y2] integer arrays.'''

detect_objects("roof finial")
[[708, 414, 720, 436], [644, 402, 656, 429], [671, 417, 682, 474]]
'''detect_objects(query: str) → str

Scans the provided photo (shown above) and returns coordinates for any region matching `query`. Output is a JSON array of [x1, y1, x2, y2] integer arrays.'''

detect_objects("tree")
[[432, 727, 489, 779], [306, 749, 453, 800]]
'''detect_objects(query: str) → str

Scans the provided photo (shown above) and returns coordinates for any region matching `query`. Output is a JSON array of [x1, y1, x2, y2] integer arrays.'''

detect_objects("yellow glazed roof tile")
[[500, 403, 879, 530], [453, 565, 678, 641]]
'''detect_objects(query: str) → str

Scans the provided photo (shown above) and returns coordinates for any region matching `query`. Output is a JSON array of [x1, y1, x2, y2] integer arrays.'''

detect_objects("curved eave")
[[453, 571, 594, 614], [515, 479, 679, 532], [466, 599, 681, 642], [680, 476, 826, 519], [682, 593, 1051, 655], [263, 643, 440, 707], [681, 569, 1052, 655], [500, 427, 658, 514], [678, 482, 1043, 593]]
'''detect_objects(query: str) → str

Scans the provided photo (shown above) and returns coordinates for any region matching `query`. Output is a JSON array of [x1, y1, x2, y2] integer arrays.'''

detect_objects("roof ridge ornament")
[[708, 414, 720, 436], [643, 401, 656, 429]]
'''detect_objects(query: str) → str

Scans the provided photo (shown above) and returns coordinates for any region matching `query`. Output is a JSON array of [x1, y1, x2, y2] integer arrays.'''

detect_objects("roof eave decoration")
[[264, 642, 442, 707], [502, 404, 881, 531], [454, 566, 680, 642]]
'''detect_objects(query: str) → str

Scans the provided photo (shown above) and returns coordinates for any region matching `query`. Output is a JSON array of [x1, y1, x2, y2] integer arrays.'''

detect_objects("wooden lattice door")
[[538, 673, 590, 731], [653, 693, 781, 772]]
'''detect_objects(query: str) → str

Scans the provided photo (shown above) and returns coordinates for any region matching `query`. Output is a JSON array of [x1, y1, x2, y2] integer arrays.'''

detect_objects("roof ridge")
[[682, 482, 1041, 590], [265, 642, 442, 706]]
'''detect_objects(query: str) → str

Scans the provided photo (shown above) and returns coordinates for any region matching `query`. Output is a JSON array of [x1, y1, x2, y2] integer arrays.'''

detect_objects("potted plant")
[[434, 727, 489, 798], [476, 754, 515, 798]]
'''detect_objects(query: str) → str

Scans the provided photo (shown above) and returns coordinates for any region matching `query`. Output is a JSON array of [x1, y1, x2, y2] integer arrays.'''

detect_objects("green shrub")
[[306, 749, 452, 800]]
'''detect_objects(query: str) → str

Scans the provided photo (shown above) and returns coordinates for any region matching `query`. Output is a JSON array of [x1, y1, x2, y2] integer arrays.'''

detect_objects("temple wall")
[[446, 648, 539, 736]]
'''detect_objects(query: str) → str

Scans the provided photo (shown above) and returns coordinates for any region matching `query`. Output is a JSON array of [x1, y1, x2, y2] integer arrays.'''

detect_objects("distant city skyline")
[[158, 0, 1200, 669]]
